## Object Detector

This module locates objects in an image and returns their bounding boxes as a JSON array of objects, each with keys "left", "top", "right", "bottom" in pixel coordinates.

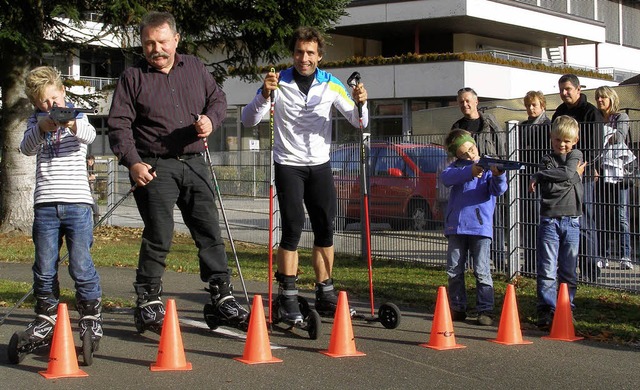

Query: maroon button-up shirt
[{"left": 107, "top": 53, "right": 227, "bottom": 168}]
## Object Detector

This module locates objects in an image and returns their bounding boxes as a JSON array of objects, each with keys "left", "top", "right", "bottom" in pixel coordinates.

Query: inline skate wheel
[{"left": 8, "top": 332, "right": 28, "bottom": 364}]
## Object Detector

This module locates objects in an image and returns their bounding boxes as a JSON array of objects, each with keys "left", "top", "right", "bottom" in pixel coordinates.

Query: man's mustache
[{"left": 150, "top": 52, "right": 170, "bottom": 59}]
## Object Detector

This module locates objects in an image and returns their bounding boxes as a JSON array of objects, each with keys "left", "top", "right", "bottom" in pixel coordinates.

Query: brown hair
[{"left": 289, "top": 26, "right": 325, "bottom": 56}]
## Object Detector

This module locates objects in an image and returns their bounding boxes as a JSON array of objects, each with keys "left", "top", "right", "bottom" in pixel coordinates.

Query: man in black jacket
[{"left": 552, "top": 74, "right": 604, "bottom": 282}]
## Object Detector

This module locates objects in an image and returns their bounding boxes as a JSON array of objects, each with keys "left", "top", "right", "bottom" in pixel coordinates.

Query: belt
[{"left": 141, "top": 153, "right": 202, "bottom": 161}]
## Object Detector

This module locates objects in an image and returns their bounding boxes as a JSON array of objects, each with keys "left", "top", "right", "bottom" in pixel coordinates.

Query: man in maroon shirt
[{"left": 108, "top": 11, "right": 249, "bottom": 332}]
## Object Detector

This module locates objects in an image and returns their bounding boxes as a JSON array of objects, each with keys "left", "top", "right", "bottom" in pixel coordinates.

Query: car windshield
[{"left": 404, "top": 147, "right": 448, "bottom": 173}]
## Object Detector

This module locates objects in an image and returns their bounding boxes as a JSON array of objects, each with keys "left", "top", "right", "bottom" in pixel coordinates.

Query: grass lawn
[{"left": 1, "top": 226, "right": 639, "bottom": 346}]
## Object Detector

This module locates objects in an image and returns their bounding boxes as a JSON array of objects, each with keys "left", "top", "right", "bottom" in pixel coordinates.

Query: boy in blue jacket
[{"left": 441, "top": 129, "right": 508, "bottom": 325}]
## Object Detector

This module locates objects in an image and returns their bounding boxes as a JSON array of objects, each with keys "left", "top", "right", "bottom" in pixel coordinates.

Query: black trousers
[
  {"left": 133, "top": 154, "right": 228, "bottom": 286},
  {"left": 274, "top": 162, "right": 336, "bottom": 250}
]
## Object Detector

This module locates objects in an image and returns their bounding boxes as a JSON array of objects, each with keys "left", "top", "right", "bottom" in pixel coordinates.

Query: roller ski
[
  {"left": 203, "top": 280, "right": 250, "bottom": 332},
  {"left": 270, "top": 274, "right": 321, "bottom": 340},
  {"left": 133, "top": 283, "right": 165, "bottom": 334},
  {"left": 7, "top": 299, "right": 57, "bottom": 364},
  {"left": 77, "top": 299, "right": 103, "bottom": 366}
]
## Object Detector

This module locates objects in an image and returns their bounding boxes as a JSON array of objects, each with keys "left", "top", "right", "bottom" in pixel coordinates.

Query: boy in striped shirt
[{"left": 19, "top": 66, "right": 103, "bottom": 350}]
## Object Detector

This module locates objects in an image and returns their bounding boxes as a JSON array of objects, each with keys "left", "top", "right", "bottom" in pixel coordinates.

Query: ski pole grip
[
  {"left": 269, "top": 67, "right": 275, "bottom": 101},
  {"left": 347, "top": 71, "right": 363, "bottom": 118}
]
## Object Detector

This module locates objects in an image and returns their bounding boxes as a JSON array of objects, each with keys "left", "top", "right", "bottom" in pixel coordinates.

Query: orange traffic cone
[
  {"left": 489, "top": 284, "right": 533, "bottom": 345},
  {"left": 420, "top": 286, "right": 466, "bottom": 350},
  {"left": 321, "top": 291, "right": 366, "bottom": 358},
  {"left": 150, "top": 299, "right": 192, "bottom": 371},
  {"left": 542, "top": 283, "right": 584, "bottom": 342},
  {"left": 39, "top": 303, "right": 88, "bottom": 379},
  {"left": 235, "top": 295, "right": 282, "bottom": 364}
]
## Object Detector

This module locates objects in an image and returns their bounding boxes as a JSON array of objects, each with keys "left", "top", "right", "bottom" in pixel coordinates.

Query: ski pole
[
  {"left": 267, "top": 67, "right": 276, "bottom": 327},
  {"left": 195, "top": 114, "right": 250, "bottom": 310},
  {"left": 347, "top": 71, "right": 375, "bottom": 316},
  {"left": 0, "top": 174, "right": 149, "bottom": 327}
]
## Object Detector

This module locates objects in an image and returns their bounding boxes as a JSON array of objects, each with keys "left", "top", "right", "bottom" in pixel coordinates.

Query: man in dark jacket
[
  {"left": 552, "top": 74, "right": 604, "bottom": 282},
  {"left": 451, "top": 87, "right": 507, "bottom": 270}
]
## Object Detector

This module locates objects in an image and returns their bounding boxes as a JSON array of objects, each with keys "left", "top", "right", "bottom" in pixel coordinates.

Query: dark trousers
[{"left": 133, "top": 154, "right": 228, "bottom": 286}]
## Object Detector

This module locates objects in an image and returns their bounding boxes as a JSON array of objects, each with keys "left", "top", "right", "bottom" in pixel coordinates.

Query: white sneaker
[{"left": 620, "top": 259, "right": 634, "bottom": 270}]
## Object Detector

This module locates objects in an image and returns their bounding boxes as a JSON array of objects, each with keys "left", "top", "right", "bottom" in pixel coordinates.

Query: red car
[{"left": 330, "top": 142, "right": 448, "bottom": 231}]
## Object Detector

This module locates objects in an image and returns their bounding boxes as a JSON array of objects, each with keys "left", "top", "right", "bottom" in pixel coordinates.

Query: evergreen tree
[{"left": 0, "top": 0, "right": 349, "bottom": 232}]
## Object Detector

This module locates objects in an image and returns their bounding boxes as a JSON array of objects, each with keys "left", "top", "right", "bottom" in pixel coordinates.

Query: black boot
[
  {"left": 133, "top": 283, "right": 165, "bottom": 330},
  {"left": 77, "top": 299, "right": 103, "bottom": 341},
  {"left": 24, "top": 295, "right": 58, "bottom": 342},
  {"left": 207, "top": 280, "right": 249, "bottom": 325},
  {"left": 275, "top": 273, "right": 304, "bottom": 324},
  {"left": 315, "top": 278, "right": 339, "bottom": 316}
]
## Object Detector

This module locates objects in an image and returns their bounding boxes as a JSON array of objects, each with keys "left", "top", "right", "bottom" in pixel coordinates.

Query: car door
[{"left": 369, "top": 145, "right": 414, "bottom": 219}]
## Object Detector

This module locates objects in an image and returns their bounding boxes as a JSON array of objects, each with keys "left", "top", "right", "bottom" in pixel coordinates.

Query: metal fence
[{"left": 96, "top": 120, "right": 640, "bottom": 293}]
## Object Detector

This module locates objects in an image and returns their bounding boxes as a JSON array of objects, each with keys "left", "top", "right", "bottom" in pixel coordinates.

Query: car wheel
[{"left": 408, "top": 200, "right": 432, "bottom": 231}]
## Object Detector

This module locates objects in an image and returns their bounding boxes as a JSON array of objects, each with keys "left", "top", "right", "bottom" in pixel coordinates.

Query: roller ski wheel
[
  {"left": 81, "top": 331, "right": 100, "bottom": 366},
  {"left": 378, "top": 302, "right": 401, "bottom": 329},
  {"left": 272, "top": 296, "right": 321, "bottom": 339},
  {"left": 203, "top": 303, "right": 250, "bottom": 332},
  {"left": 7, "top": 332, "right": 30, "bottom": 364}
]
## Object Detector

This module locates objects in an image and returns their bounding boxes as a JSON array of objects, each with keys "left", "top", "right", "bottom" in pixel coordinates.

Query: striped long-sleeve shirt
[{"left": 20, "top": 108, "right": 96, "bottom": 206}]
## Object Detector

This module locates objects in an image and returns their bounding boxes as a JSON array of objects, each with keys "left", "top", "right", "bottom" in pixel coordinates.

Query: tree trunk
[{"left": 0, "top": 57, "right": 36, "bottom": 234}]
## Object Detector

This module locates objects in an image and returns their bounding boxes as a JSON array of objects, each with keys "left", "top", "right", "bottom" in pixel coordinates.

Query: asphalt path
[{"left": 1, "top": 262, "right": 639, "bottom": 390}]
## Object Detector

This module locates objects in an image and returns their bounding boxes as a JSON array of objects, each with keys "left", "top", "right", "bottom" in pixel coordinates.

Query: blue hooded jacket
[{"left": 441, "top": 160, "right": 508, "bottom": 238}]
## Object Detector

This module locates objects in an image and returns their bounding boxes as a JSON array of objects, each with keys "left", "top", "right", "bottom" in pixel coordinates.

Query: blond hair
[
  {"left": 551, "top": 115, "right": 579, "bottom": 141},
  {"left": 523, "top": 90, "right": 546, "bottom": 110},
  {"left": 594, "top": 85, "right": 620, "bottom": 115},
  {"left": 25, "top": 66, "right": 64, "bottom": 106}
]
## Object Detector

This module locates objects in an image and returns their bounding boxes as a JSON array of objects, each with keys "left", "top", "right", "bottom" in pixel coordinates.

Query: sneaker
[
  {"left": 451, "top": 310, "right": 467, "bottom": 322},
  {"left": 477, "top": 312, "right": 494, "bottom": 326},
  {"left": 620, "top": 259, "right": 634, "bottom": 270}
]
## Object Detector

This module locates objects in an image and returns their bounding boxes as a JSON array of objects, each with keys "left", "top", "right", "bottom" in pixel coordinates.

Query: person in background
[
  {"left": 86, "top": 154, "right": 100, "bottom": 225},
  {"left": 452, "top": 87, "right": 507, "bottom": 271},
  {"left": 518, "top": 91, "right": 552, "bottom": 274},
  {"left": 552, "top": 74, "right": 604, "bottom": 282},
  {"left": 595, "top": 86, "right": 634, "bottom": 271}
]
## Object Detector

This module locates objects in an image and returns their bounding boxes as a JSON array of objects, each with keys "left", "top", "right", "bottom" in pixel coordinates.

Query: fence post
[{"left": 506, "top": 120, "right": 521, "bottom": 279}]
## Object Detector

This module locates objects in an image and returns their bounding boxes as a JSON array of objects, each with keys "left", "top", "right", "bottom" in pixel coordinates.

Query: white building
[{"left": 46, "top": 1, "right": 640, "bottom": 153}]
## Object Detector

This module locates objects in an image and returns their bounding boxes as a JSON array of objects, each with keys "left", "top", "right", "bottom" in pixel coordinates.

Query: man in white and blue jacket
[{"left": 242, "top": 26, "right": 368, "bottom": 324}]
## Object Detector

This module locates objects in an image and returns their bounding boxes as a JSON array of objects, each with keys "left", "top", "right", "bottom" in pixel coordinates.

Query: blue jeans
[
  {"left": 536, "top": 216, "right": 580, "bottom": 313},
  {"left": 32, "top": 204, "right": 101, "bottom": 305},
  {"left": 600, "top": 183, "right": 631, "bottom": 259},
  {"left": 446, "top": 235, "right": 494, "bottom": 313}
]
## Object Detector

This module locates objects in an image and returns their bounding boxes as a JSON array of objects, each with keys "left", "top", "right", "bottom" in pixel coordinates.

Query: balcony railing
[{"left": 63, "top": 75, "right": 118, "bottom": 90}]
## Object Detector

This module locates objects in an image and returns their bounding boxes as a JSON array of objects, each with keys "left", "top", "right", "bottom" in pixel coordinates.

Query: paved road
[{"left": 1, "top": 262, "right": 639, "bottom": 390}]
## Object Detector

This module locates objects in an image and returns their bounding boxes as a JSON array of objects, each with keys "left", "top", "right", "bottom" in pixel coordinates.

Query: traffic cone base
[
  {"left": 234, "top": 295, "right": 283, "bottom": 364},
  {"left": 320, "top": 291, "right": 366, "bottom": 358},
  {"left": 150, "top": 299, "right": 193, "bottom": 371},
  {"left": 420, "top": 286, "right": 466, "bottom": 351},
  {"left": 541, "top": 283, "right": 584, "bottom": 342},
  {"left": 489, "top": 284, "right": 533, "bottom": 346},
  {"left": 39, "top": 303, "right": 89, "bottom": 379}
]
